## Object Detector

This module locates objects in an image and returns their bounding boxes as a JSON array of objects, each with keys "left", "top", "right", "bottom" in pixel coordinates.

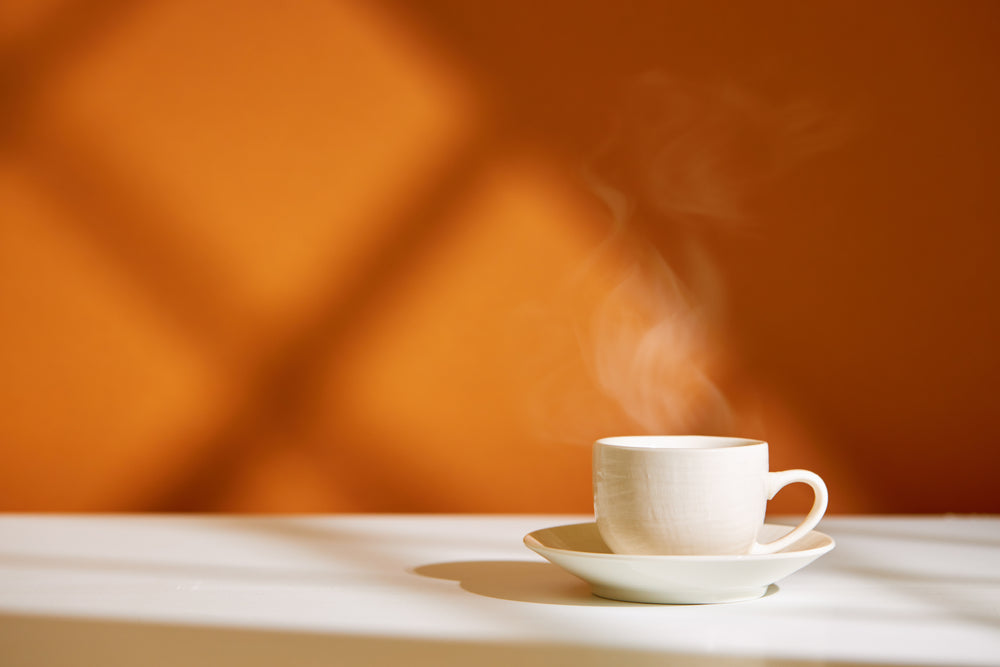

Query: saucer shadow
[
  {"left": 413, "top": 561, "right": 780, "bottom": 606},
  {"left": 414, "top": 561, "right": 630, "bottom": 606}
]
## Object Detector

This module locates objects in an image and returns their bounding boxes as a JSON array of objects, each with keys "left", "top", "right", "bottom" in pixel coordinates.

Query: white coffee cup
[{"left": 594, "top": 436, "right": 828, "bottom": 555}]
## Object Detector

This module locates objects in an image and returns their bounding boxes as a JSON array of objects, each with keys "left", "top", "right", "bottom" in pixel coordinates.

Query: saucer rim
[{"left": 524, "top": 521, "right": 835, "bottom": 562}]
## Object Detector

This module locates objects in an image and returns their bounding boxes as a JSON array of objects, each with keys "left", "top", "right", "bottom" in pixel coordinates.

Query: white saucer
[{"left": 524, "top": 522, "right": 835, "bottom": 604}]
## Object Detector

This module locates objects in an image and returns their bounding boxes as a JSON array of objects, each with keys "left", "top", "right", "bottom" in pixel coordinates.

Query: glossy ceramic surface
[{"left": 524, "top": 521, "right": 835, "bottom": 604}]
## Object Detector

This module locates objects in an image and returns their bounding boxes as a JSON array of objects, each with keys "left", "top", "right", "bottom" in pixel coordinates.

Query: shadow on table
[
  {"left": 0, "top": 611, "right": 919, "bottom": 667},
  {"left": 413, "top": 560, "right": 779, "bottom": 606},
  {"left": 414, "top": 560, "right": 612, "bottom": 605}
]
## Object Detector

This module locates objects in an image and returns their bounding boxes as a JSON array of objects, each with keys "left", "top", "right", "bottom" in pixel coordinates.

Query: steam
[
  {"left": 579, "top": 239, "right": 731, "bottom": 434},
  {"left": 572, "top": 72, "right": 840, "bottom": 436},
  {"left": 592, "top": 72, "right": 839, "bottom": 223}
]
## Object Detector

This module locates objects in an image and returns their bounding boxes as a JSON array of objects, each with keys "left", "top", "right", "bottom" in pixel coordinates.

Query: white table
[{"left": 0, "top": 515, "right": 997, "bottom": 666}]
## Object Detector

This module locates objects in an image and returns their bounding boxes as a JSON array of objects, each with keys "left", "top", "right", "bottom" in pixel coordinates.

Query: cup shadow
[
  {"left": 413, "top": 560, "right": 780, "bottom": 606},
  {"left": 414, "top": 560, "right": 628, "bottom": 606}
]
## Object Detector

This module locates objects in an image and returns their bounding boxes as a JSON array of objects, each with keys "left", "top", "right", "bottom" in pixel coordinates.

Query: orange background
[{"left": 2, "top": 0, "right": 998, "bottom": 514}]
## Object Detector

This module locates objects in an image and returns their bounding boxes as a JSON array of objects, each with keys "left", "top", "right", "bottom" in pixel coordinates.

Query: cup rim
[{"left": 595, "top": 435, "right": 766, "bottom": 450}]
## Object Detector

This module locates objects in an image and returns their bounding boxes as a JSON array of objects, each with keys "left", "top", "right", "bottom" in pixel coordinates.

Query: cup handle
[{"left": 751, "top": 469, "right": 828, "bottom": 555}]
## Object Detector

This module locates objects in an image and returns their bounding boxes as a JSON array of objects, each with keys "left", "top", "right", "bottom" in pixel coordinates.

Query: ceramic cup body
[{"left": 593, "top": 436, "right": 828, "bottom": 556}]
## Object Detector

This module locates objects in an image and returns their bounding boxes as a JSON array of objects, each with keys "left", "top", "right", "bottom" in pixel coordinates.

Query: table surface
[{"left": 0, "top": 514, "right": 998, "bottom": 666}]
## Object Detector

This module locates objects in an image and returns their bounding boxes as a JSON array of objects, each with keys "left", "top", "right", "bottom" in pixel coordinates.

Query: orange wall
[{"left": 1, "top": 0, "right": 998, "bottom": 513}]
